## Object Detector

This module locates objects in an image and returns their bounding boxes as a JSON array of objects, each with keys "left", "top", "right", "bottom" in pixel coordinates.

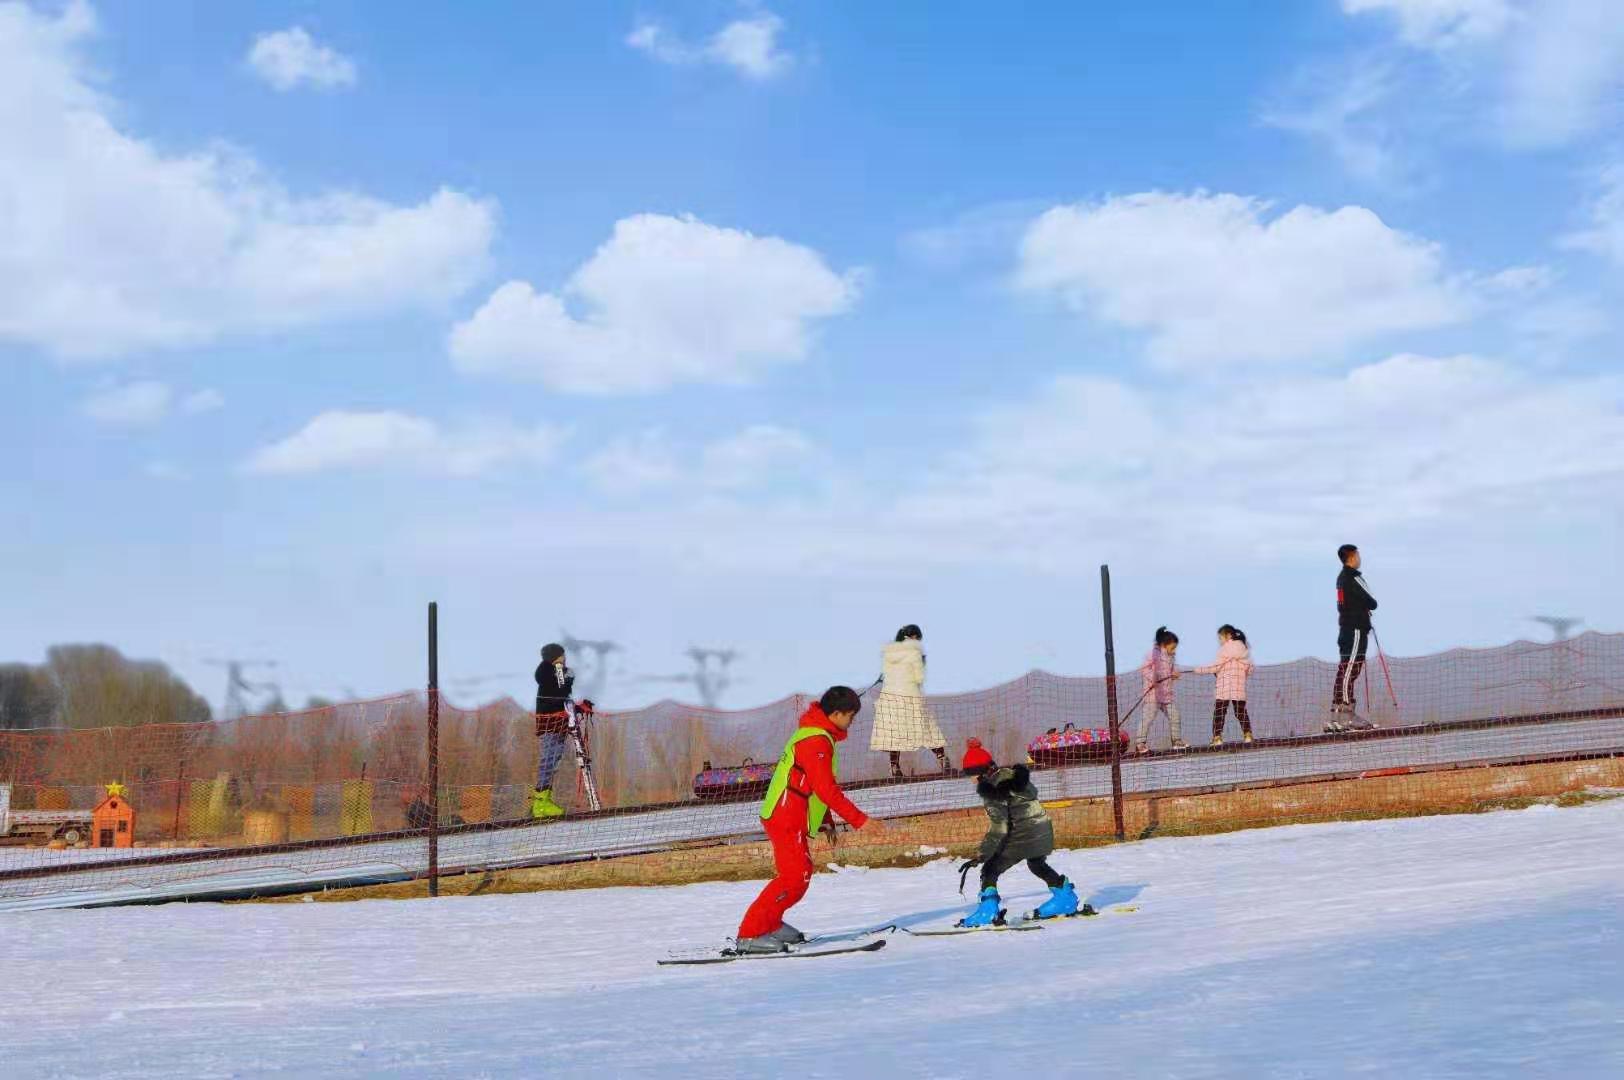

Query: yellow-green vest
[{"left": 759, "top": 726, "right": 839, "bottom": 836}]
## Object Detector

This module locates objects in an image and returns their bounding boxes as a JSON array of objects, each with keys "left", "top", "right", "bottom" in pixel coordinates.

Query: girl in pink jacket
[
  {"left": 1196, "top": 625, "right": 1255, "bottom": 746},
  {"left": 1135, "top": 627, "right": 1186, "bottom": 753}
]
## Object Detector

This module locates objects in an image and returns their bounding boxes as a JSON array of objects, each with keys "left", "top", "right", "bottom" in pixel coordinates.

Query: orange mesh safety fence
[{"left": 1, "top": 634, "right": 1621, "bottom": 909}]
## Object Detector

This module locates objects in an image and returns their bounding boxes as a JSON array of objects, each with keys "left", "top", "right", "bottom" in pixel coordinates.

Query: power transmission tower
[
  {"left": 633, "top": 647, "right": 743, "bottom": 709},
  {"left": 1530, "top": 616, "right": 1585, "bottom": 710},
  {"left": 1531, "top": 616, "right": 1583, "bottom": 642},
  {"left": 685, "top": 647, "right": 738, "bottom": 709},
  {"left": 203, "top": 658, "right": 279, "bottom": 720},
  {"left": 560, "top": 633, "right": 621, "bottom": 703}
]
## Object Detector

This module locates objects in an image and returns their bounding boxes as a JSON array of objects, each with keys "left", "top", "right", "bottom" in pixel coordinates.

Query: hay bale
[{"left": 242, "top": 809, "right": 290, "bottom": 846}]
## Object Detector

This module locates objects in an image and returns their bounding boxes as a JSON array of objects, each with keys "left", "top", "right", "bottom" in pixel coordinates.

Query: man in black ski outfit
[{"left": 1332, "top": 544, "right": 1377, "bottom": 722}]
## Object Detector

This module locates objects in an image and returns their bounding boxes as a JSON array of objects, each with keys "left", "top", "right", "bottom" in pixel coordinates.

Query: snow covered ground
[{"left": 4, "top": 801, "right": 1622, "bottom": 1079}]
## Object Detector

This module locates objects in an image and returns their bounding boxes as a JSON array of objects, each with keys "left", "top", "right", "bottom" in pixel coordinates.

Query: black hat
[{"left": 541, "top": 643, "right": 565, "bottom": 663}]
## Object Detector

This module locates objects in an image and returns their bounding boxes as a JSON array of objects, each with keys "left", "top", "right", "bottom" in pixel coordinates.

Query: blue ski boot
[
  {"left": 957, "top": 887, "right": 1004, "bottom": 928},
  {"left": 1032, "top": 879, "right": 1080, "bottom": 920}
]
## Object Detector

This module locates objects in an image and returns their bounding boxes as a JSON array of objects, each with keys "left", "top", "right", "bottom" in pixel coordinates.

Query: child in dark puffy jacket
[{"left": 956, "top": 739, "right": 1081, "bottom": 926}]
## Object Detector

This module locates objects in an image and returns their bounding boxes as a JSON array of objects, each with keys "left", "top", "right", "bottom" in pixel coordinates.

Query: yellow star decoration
[{"left": 104, "top": 782, "right": 127, "bottom": 798}]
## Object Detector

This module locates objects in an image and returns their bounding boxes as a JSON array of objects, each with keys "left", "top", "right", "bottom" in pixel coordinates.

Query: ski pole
[
  {"left": 1118, "top": 684, "right": 1154, "bottom": 727},
  {"left": 1372, "top": 628, "right": 1398, "bottom": 711},
  {"left": 1119, "top": 672, "right": 1178, "bottom": 728}
]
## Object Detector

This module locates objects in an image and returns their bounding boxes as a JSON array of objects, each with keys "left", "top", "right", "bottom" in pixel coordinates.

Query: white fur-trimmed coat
[{"left": 870, "top": 639, "right": 946, "bottom": 751}]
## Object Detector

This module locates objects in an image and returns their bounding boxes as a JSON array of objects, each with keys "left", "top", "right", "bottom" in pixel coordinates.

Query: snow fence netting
[{"left": 2, "top": 633, "right": 1622, "bottom": 910}]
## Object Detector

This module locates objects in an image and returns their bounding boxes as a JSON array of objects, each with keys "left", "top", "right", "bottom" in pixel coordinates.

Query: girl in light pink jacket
[
  {"left": 1196, "top": 624, "right": 1255, "bottom": 746},
  {"left": 1136, "top": 626, "right": 1186, "bottom": 753}
]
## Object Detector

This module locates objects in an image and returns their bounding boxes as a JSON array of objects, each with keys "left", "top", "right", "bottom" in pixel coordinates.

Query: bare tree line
[{"left": 0, "top": 644, "right": 211, "bottom": 731}]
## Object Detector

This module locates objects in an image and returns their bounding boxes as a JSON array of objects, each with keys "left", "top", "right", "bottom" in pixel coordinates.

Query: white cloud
[
  {"left": 882, "top": 353, "right": 1624, "bottom": 568},
  {"left": 1562, "top": 163, "right": 1624, "bottom": 266},
  {"left": 0, "top": 2, "right": 494, "bottom": 360},
  {"left": 1015, "top": 192, "right": 1470, "bottom": 368},
  {"left": 246, "top": 26, "right": 357, "bottom": 92},
  {"left": 1342, "top": 0, "right": 1514, "bottom": 47},
  {"left": 584, "top": 425, "right": 817, "bottom": 496},
  {"left": 627, "top": 12, "right": 793, "bottom": 80},
  {"left": 707, "top": 14, "right": 792, "bottom": 80},
  {"left": 1343, "top": 0, "right": 1624, "bottom": 148},
  {"left": 701, "top": 425, "right": 814, "bottom": 489},
  {"left": 1261, "top": 61, "right": 1411, "bottom": 187},
  {"left": 1510, "top": 296, "right": 1611, "bottom": 351},
  {"left": 143, "top": 460, "right": 186, "bottom": 481},
  {"left": 81, "top": 380, "right": 172, "bottom": 426},
  {"left": 583, "top": 431, "right": 686, "bottom": 495},
  {"left": 1483, "top": 264, "right": 1554, "bottom": 292},
  {"left": 80, "top": 380, "right": 225, "bottom": 426},
  {"left": 181, "top": 388, "right": 225, "bottom": 415},
  {"left": 450, "top": 214, "right": 859, "bottom": 393},
  {"left": 899, "top": 200, "right": 1052, "bottom": 271},
  {"left": 1498, "top": 2, "right": 1624, "bottom": 146},
  {"left": 245, "top": 410, "right": 566, "bottom": 477},
  {"left": 444, "top": 352, "right": 1624, "bottom": 582}
]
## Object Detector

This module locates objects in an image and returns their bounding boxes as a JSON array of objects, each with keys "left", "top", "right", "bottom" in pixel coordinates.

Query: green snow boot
[{"left": 530, "top": 788, "right": 564, "bottom": 819}]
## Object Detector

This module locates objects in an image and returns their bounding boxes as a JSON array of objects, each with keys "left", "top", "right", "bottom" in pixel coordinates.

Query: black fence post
[
  {"left": 1101, "top": 565, "right": 1126, "bottom": 841},
  {"left": 171, "top": 759, "right": 186, "bottom": 842},
  {"left": 427, "top": 601, "right": 440, "bottom": 898}
]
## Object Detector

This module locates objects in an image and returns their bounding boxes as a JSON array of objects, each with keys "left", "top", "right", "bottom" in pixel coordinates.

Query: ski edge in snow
[
  {"left": 900, "top": 923, "right": 1044, "bottom": 937},
  {"left": 904, "top": 903, "right": 1139, "bottom": 936},
  {"left": 657, "top": 938, "right": 887, "bottom": 966},
  {"left": 803, "top": 924, "right": 898, "bottom": 947},
  {"left": 1021, "top": 903, "right": 1138, "bottom": 922}
]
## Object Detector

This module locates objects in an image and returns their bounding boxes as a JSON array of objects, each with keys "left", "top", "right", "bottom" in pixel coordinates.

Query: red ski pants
[{"left": 737, "top": 815, "right": 814, "bottom": 939}]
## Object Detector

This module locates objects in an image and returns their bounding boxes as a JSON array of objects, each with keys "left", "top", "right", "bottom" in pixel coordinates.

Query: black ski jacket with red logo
[{"left": 1336, "top": 567, "right": 1378, "bottom": 631}]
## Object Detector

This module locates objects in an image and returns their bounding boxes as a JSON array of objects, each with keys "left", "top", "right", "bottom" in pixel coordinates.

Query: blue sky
[{"left": 3, "top": 0, "right": 1622, "bottom": 711}]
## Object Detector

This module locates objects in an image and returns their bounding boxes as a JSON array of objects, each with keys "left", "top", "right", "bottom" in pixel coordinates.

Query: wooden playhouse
[{"left": 92, "top": 784, "right": 136, "bottom": 849}]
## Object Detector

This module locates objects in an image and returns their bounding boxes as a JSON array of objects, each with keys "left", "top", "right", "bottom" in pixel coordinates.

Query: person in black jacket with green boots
[
  {"left": 532, "top": 643, "right": 574, "bottom": 818},
  {"left": 955, "top": 739, "right": 1084, "bottom": 926}
]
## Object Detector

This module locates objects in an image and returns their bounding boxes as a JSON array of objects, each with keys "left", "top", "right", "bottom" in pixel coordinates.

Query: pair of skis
[
  {"left": 657, "top": 938, "right": 889, "bottom": 966},
  {"left": 658, "top": 905, "right": 1139, "bottom": 964},
  {"left": 1323, "top": 709, "right": 1376, "bottom": 734},
  {"left": 907, "top": 902, "right": 1141, "bottom": 936}
]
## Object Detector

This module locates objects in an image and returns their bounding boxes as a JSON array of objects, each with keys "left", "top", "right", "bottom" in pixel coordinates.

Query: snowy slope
[{"left": 3, "top": 801, "right": 1622, "bottom": 1079}]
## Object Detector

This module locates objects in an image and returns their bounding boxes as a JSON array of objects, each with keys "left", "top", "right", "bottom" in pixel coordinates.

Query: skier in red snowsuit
[{"left": 735, "top": 685, "right": 884, "bottom": 953}]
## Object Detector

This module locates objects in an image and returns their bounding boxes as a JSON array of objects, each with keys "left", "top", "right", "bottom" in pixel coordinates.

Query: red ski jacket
[{"left": 765, "top": 704, "right": 869, "bottom": 832}]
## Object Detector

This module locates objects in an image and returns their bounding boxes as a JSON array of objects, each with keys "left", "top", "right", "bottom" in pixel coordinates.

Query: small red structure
[{"left": 92, "top": 783, "right": 135, "bottom": 849}]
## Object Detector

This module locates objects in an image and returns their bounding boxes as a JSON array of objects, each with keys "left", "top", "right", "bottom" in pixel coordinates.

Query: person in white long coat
[{"left": 871, "top": 625, "right": 949, "bottom": 778}]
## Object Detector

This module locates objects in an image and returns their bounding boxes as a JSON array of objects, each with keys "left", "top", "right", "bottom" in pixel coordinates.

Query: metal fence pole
[
  {"left": 171, "top": 760, "right": 186, "bottom": 841},
  {"left": 427, "top": 601, "right": 440, "bottom": 898},
  {"left": 1101, "top": 565, "right": 1126, "bottom": 841}
]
